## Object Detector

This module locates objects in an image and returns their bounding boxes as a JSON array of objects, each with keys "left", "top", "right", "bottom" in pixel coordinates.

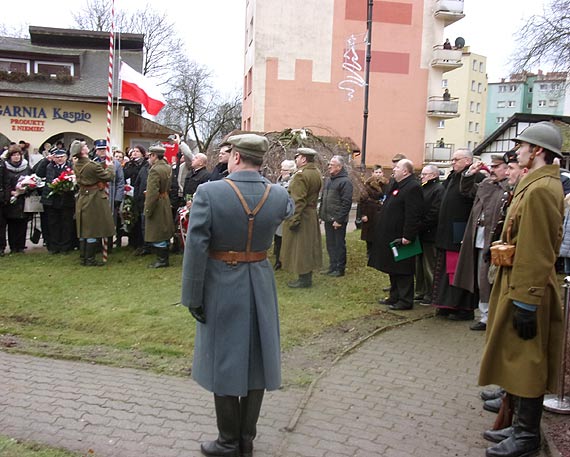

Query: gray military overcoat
[{"left": 181, "top": 171, "right": 294, "bottom": 396}]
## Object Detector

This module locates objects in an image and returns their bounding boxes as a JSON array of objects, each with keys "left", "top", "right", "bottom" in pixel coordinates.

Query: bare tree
[
  {"left": 72, "top": 0, "right": 184, "bottom": 80},
  {"left": 511, "top": 0, "right": 570, "bottom": 73},
  {"left": 159, "top": 58, "right": 242, "bottom": 154}
]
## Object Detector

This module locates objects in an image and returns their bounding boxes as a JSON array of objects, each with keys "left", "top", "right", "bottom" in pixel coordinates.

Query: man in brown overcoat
[
  {"left": 478, "top": 122, "right": 564, "bottom": 457},
  {"left": 72, "top": 140, "right": 115, "bottom": 266},
  {"left": 144, "top": 144, "right": 175, "bottom": 268},
  {"left": 281, "top": 148, "right": 322, "bottom": 288}
]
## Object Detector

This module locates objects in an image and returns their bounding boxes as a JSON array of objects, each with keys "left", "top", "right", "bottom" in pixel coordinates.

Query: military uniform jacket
[
  {"left": 281, "top": 163, "right": 323, "bottom": 275},
  {"left": 144, "top": 159, "right": 175, "bottom": 242},
  {"left": 478, "top": 165, "right": 564, "bottom": 397},
  {"left": 181, "top": 171, "right": 294, "bottom": 396},
  {"left": 74, "top": 157, "right": 115, "bottom": 238}
]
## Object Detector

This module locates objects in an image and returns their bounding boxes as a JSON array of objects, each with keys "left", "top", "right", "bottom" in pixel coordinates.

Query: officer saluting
[{"left": 181, "top": 134, "right": 294, "bottom": 457}]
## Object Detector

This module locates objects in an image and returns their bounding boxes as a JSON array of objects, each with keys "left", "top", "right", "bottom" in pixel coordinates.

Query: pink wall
[{"left": 260, "top": 0, "right": 429, "bottom": 168}]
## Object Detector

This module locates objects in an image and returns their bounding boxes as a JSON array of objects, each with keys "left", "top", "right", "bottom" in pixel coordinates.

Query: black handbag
[{"left": 29, "top": 214, "right": 42, "bottom": 244}]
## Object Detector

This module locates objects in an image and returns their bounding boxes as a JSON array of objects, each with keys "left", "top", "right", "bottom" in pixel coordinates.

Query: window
[
  {"left": 478, "top": 83, "right": 483, "bottom": 93},
  {"left": 471, "top": 80, "right": 476, "bottom": 91},
  {"left": 474, "top": 142, "right": 478, "bottom": 148},
  {"left": 438, "top": 120, "right": 445, "bottom": 128},
  {"left": 441, "top": 79, "right": 448, "bottom": 88},
  {"left": 527, "top": 103, "right": 532, "bottom": 109},
  {"left": 246, "top": 68, "right": 253, "bottom": 95},
  {"left": 498, "top": 85, "right": 506, "bottom": 93},
  {"left": 479, "top": 62, "right": 484, "bottom": 73},
  {"left": 538, "top": 100, "right": 547, "bottom": 107},
  {"left": 470, "top": 101, "right": 475, "bottom": 112},
  {"left": 549, "top": 100, "right": 559, "bottom": 107},
  {"left": 34, "top": 61, "right": 74, "bottom": 77},
  {"left": 475, "top": 122, "right": 480, "bottom": 133},
  {"left": 497, "top": 101, "right": 506, "bottom": 108},
  {"left": 497, "top": 117, "right": 505, "bottom": 123},
  {"left": 467, "top": 141, "right": 472, "bottom": 149},
  {"left": 552, "top": 83, "right": 561, "bottom": 90},
  {"left": 507, "top": 101, "right": 516, "bottom": 107},
  {"left": 468, "top": 121, "right": 474, "bottom": 132},
  {"left": 472, "top": 59, "right": 478, "bottom": 71},
  {"left": 529, "top": 87, "right": 533, "bottom": 93},
  {"left": 476, "top": 102, "right": 481, "bottom": 113},
  {"left": 539, "top": 84, "right": 548, "bottom": 91},
  {"left": 0, "top": 58, "right": 29, "bottom": 73},
  {"left": 509, "top": 85, "right": 517, "bottom": 92}
]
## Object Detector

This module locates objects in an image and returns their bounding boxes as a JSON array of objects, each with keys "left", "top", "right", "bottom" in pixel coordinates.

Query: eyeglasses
[{"left": 451, "top": 157, "right": 467, "bottom": 162}]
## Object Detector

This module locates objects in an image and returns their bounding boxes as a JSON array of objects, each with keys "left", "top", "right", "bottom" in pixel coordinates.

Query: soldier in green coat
[
  {"left": 478, "top": 122, "right": 564, "bottom": 457},
  {"left": 144, "top": 145, "right": 175, "bottom": 268},
  {"left": 281, "top": 148, "right": 323, "bottom": 288},
  {"left": 72, "top": 140, "right": 115, "bottom": 266}
]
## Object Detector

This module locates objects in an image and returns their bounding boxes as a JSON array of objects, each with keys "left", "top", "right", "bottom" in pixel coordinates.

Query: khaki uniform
[
  {"left": 281, "top": 163, "right": 323, "bottom": 275},
  {"left": 479, "top": 165, "right": 564, "bottom": 397},
  {"left": 144, "top": 158, "right": 175, "bottom": 242}
]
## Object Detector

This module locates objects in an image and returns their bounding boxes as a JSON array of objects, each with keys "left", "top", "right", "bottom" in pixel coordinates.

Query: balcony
[
  {"left": 431, "top": 46, "right": 463, "bottom": 71},
  {"left": 425, "top": 142, "right": 454, "bottom": 162},
  {"left": 434, "top": 0, "right": 465, "bottom": 25},
  {"left": 426, "top": 96, "right": 460, "bottom": 118}
]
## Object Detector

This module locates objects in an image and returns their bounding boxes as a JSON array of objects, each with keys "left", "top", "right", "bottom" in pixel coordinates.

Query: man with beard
[
  {"left": 431, "top": 149, "right": 485, "bottom": 320},
  {"left": 454, "top": 154, "right": 511, "bottom": 331}
]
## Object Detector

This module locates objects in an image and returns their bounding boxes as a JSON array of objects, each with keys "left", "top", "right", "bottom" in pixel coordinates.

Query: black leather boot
[
  {"left": 481, "top": 387, "right": 506, "bottom": 401},
  {"left": 201, "top": 395, "right": 240, "bottom": 457},
  {"left": 79, "top": 239, "right": 86, "bottom": 266},
  {"left": 486, "top": 396, "right": 543, "bottom": 457},
  {"left": 484, "top": 426, "right": 513, "bottom": 443},
  {"left": 484, "top": 396, "right": 503, "bottom": 413},
  {"left": 84, "top": 242, "right": 104, "bottom": 267},
  {"left": 239, "top": 390, "right": 264, "bottom": 457},
  {"left": 287, "top": 272, "right": 312, "bottom": 288},
  {"left": 148, "top": 247, "right": 169, "bottom": 268}
]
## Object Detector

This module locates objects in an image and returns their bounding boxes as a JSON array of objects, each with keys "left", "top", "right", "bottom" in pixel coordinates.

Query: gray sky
[{"left": 3, "top": 0, "right": 548, "bottom": 90}]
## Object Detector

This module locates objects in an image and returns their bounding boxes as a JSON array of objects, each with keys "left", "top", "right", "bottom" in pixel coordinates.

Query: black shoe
[
  {"left": 483, "top": 426, "right": 513, "bottom": 443},
  {"left": 382, "top": 286, "right": 391, "bottom": 292},
  {"left": 435, "top": 308, "right": 451, "bottom": 317},
  {"left": 447, "top": 310, "right": 475, "bottom": 321},
  {"left": 389, "top": 302, "right": 413, "bottom": 310},
  {"left": 481, "top": 388, "right": 505, "bottom": 401},
  {"left": 327, "top": 270, "right": 345, "bottom": 277},
  {"left": 288, "top": 273, "right": 312, "bottom": 288},
  {"left": 470, "top": 321, "right": 487, "bottom": 331},
  {"left": 414, "top": 294, "right": 424, "bottom": 301},
  {"left": 274, "top": 261, "right": 282, "bottom": 271},
  {"left": 483, "top": 397, "right": 502, "bottom": 414},
  {"left": 378, "top": 298, "right": 396, "bottom": 305}
]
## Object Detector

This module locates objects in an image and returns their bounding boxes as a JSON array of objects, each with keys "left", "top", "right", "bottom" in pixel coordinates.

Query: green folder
[{"left": 389, "top": 237, "right": 422, "bottom": 262}]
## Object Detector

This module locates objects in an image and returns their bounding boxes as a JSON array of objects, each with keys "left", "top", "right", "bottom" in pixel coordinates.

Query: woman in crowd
[
  {"left": 359, "top": 165, "right": 389, "bottom": 258},
  {"left": 5, "top": 145, "right": 31, "bottom": 253}
]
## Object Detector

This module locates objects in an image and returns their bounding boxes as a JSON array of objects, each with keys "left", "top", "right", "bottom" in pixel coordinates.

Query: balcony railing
[
  {"left": 434, "top": 0, "right": 465, "bottom": 25},
  {"left": 431, "top": 45, "right": 463, "bottom": 70},
  {"left": 425, "top": 142, "right": 454, "bottom": 162},
  {"left": 426, "top": 96, "right": 460, "bottom": 118}
]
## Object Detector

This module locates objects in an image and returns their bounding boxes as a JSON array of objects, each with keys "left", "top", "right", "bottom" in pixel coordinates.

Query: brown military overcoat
[{"left": 144, "top": 158, "right": 175, "bottom": 242}]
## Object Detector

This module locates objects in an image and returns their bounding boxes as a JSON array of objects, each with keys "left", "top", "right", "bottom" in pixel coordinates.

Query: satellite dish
[{"left": 455, "top": 37, "right": 465, "bottom": 49}]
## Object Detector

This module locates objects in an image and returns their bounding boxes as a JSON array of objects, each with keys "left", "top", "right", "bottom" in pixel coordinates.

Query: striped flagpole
[{"left": 102, "top": 0, "right": 116, "bottom": 263}]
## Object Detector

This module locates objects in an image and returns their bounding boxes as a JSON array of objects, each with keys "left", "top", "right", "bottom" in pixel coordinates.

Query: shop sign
[{"left": 0, "top": 105, "right": 93, "bottom": 133}]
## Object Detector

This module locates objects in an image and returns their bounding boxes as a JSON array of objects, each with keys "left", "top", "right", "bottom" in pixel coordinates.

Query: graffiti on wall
[{"left": 338, "top": 33, "right": 367, "bottom": 101}]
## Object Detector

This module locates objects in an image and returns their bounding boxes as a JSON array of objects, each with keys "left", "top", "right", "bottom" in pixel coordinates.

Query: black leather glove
[
  {"left": 289, "top": 223, "right": 300, "bottom": 232},
  {"left": 188, "top": 306, "right": 206, "bottom": 324},
  {"left": 390, "top": 238, "right": 402, "bottom": 246},
  {"left": 512, "top": 305, "right": 537, "bottom": 340}
]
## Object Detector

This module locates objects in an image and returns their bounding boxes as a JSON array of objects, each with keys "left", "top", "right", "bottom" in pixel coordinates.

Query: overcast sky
[{"left": 2, "top": 0, "right": 549, "bottom": 91}]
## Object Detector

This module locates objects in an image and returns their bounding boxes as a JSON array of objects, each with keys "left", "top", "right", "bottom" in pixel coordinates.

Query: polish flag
[{"left": 119, "top": 62, "right": 166, "bottom": 116}]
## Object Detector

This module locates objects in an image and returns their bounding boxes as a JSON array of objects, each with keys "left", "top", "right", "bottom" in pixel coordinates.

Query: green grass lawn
[
  {"left": 0, "top": 437, "right": 79, "bottom": 457},
  {"left": 0, "top": 231, "right": 391, "bottom": 375}
]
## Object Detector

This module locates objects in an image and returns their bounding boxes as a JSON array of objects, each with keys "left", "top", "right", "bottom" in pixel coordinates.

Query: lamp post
[{"left": 360, "top": 0, "right": 374, "bottom": 171}]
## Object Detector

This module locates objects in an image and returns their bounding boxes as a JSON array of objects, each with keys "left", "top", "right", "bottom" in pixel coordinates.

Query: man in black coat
[
  {"left": 415, "top": 164, "right": 443, "bottom": 305},
  {"left": 208, "top": 142, "right": 230, "bottom": 182},
  {"left": 319, "top": 155, "right": 353, "bottom": 276},
  {"left": 368, "top": 159, "right": 423, "bottom": 310},
  {"left": 183, "top": 153, "right": 210, "bottom": 200},
  {"left": 431, "top": 149, "right": 485, "bottom": 320}
]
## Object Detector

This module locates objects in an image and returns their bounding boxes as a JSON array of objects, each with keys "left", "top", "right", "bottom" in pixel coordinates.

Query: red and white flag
[{"left": 119, "top": 62, "right": 166, "bottom": 116}]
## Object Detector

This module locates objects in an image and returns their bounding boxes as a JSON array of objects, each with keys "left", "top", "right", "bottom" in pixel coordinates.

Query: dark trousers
[
  {"left": 388, "top": 273, "right": 414, "bottom": 308},
  {"left": 0, "top": 206, "right": 6, "bottom": 251},
  {"left": 39, "top": 210, "right": 50, "bottom": 247},
  {"left": 273, "top": 234, "right": 282, "bottom": 262},
  {"left": 415, "top": 241, "right": 437, "bottom": 300},
  {"left": 7, "top": 217, "right": 28, "bottom": 251},
  {"left": 46, "top": 206, "right": 75, "bottom": 253},
  {"left": 324, "top": 221, "right": 347, "bottom": 273}
]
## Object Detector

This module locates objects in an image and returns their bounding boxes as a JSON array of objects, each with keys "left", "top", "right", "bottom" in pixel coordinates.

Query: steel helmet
[{"left": 512, "top": 121, "right": 563, "bottom": 158}]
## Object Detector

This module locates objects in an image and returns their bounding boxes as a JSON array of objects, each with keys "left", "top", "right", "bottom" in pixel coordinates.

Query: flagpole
[{"left": 103, "top": 0, "right": 116, "bottom": 263}]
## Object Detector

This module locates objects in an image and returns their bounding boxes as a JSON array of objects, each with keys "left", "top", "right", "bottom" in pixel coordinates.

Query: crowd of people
[{"left": 0, "top": 123, "right": 566, "bottom": 457}]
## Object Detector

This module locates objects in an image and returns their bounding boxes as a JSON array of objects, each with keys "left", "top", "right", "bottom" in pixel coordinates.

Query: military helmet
[{"left": 512, "top": 121, "right": 563, "bottom": 158}]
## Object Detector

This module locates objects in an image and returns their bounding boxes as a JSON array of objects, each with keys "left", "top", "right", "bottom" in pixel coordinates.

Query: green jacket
[
  {"left": 281, "top": 163, "right": 323, "bottom": 274},
  {"left": 74, "top": 157, "right": 115, "bottom": 239},
  {"left": 144, "top": 159, "right": 175, "bottom": 242},
  {"left": 479, "top": 164, "right": 564, "bottom": 397}
]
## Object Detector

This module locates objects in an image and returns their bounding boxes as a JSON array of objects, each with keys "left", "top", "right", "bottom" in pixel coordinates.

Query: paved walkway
[{"left": 0, "top": 317, "right": 549, "bottom": 457}]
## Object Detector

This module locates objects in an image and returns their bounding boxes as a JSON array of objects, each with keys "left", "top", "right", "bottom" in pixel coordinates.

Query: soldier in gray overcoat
[
  {"left": 72, "top": 140, "right": 115, "bottom": 266},
  {"left": 144, "top": 145, "right": 175, "bottom": 268},
  {"left": 181, "top": 134, "right": 293, "bottom": 457}
]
